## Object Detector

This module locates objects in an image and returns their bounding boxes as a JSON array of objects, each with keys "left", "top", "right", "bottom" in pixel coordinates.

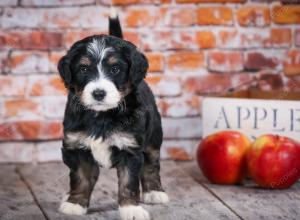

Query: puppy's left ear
[
  {"left": 129, "top": 49, "right": 149, "bottom": 87},
  {"left": 58, "top": 55, "right": 72, "bottom": 89}
]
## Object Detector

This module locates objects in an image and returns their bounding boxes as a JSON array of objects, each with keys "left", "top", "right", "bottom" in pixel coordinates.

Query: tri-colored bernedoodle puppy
[{"left": 57, "top": 8, "right": 169, "bottom": 220}]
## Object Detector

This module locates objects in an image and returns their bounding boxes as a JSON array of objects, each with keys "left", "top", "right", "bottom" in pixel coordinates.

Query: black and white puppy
[{"left": 58, "top": 8, "right": 169, "bottom": 220}]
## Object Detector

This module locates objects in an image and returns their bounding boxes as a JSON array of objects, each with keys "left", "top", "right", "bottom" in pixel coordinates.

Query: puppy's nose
[{"left": 92, "top": 89, "right": 106, "bottom": 101}]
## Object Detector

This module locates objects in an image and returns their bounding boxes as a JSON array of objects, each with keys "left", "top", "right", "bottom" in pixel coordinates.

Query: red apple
[
  {"left": 247, "top": 135, "right": 300, "bottom": 189},
  {"left": 197, "top": 131, "right": 251, "bottom": 184}
]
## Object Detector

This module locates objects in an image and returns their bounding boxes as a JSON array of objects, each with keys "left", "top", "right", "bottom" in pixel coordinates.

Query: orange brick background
[{"left": 0, "top": 0, "right": 300, "bottom": 163}]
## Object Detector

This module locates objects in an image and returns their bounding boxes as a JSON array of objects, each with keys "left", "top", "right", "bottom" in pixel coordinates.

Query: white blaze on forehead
[
  {"left": 87, "top": 38, "right": 105, "bottom": 60},
  {"left": 87, "top": 38, "right": 114, "bottom": 66}
]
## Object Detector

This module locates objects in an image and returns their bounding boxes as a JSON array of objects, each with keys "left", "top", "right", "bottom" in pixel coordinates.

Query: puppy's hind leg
[
  {"left": 59, "top": 148, "right": 99, "bottom": 215},
  {"left": 141, "top": 147, "right": 169, "bottom": 204}
]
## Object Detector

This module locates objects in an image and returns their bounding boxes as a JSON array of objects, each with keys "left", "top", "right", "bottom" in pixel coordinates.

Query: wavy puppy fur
[{"left": 57, "top": 10, "right": 169, "bottom": 220}]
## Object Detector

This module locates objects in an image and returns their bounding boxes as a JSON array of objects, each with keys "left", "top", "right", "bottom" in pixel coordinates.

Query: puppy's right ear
[{"left": 58, "top": 55, "right": 72, "bottom": 89}]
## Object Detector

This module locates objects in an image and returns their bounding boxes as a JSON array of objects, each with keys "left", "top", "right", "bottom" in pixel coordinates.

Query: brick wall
[{"left": 0, "top": 0, "right": 300, "bottom": 163}]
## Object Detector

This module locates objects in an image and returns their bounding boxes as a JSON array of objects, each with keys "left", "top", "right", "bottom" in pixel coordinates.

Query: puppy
[{"left": 58, "top": 8, "right": 169, "bottom": 220}]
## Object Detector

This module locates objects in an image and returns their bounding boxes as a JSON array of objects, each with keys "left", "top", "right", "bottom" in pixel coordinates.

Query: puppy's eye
[
  {"left": 111, "top": 66, "right": 120, "bottom": 75},
  {"left": 80, "top": 66, "right": 88, "bottom": 74}
]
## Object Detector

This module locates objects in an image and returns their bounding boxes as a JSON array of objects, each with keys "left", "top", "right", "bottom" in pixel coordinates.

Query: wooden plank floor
[{"left": 0, "top": 160, "right": 299, "bottom": 220}]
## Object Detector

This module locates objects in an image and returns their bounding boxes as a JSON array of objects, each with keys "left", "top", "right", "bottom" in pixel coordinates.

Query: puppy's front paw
[
  {"left": 143, "top": 191, "right": 169, "bottom": 204},
  {"left": 119, "top": 205, "right": 150, "bottom": 220},
  {"left": 59, "top": 201, "right": 87, "bottom": 215}
]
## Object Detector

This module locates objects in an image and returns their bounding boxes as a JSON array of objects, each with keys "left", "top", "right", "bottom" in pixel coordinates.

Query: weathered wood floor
[{"left": 1, "top": 160, "right": 300, "bottom": 220}]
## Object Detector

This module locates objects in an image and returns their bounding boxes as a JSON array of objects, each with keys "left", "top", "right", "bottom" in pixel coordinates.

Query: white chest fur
[{"left": 65, "top": 132, "right": 138, "bottom": 168}]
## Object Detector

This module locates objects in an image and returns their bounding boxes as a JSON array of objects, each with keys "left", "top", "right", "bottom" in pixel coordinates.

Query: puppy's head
[{"left": 58, "top": 35, "right": 148, "bottom": 111}]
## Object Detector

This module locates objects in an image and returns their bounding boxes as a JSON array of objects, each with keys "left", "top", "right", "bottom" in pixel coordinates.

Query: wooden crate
[{"left": 202, "top": 90, "right": 300, "bottom": 141}]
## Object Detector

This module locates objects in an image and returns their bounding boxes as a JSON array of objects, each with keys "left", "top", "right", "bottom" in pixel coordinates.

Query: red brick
[
  {"left": 1, "top": 7, "right": 107, "bottom": 29},
  {"left": 237, "top": 6, "right": 270, "bottom": 27},
  {"left": 63, "top": 30, "right": 140, "bottom": 50},
  {"left": 219, "top": 29, "right": 291, "bottom": 49},
  {"left": 0, "top": 51, "right": 8, "bottom": 73},
  {"left": 112, "top": 0, "right": 139, "bottom": 3},
  {"left": 196, "top": 31, "right": 216, "bottom": 49},
  {"left": 49, "top": 51, "right": 66, "bottom": 73},
  {"left": 154, "top": 7, "right": 168, "bottom": 26},
  {"left": 270, "top": 28, "right": 292, "bottom": 48},
  {"left": 208, "top": 51, "right": 243, "bottom": 72},
  {"left": 4, "top": 99, "right": 41, "bottom": 118},
  {"left": 258, "top": 72, "right": 284, "bottom": 91},
  {"left": 284, "top": 50, "right": 300, "bottom": 76},
  {"left": 272, "top": 5, "right": 300, "bottom": 24},
  {"left": 166, "top": 147, "right": 193, "bottom": 160},
  {"left": 0, "top": 31, "right": 63, "bottom": 50},
  {"left": 219, "top": 29, "right": 270, "bottom": 49},
  {"left": 285, "top": 77, "right": 300, "bottom": 92},
  {"left": 162, "top": 117, "right": 202, "bottom": 138},
  {"left": 64, "top": 30, "right": 106, "bottom": 48},
  {"left": 124, "top": 8, "right": 155, "bottom": 28},
  {"left": 295, "top": 29, "right": 300, "bottom": 47},
  {"left": 197, "top": 7, "right": 233, "bottom": 25},
  {"left": 145, "top": 53, "right": 164, "bottom": 72},
  {"left": 167, "top": 52, "right": 205, "bottom": 71},
  {"left": 141, "top": 31, "right": 196, "bottom": 51},
  {"left": 112, "top": 0, "right": 171, "bottom": 4},
  {"left": 0, "top": 76, "right": 27, "bottom": 97},
  {"left": 9, "top": 51, "right": 49, "bottom": 74},
  {"left": 145, "top": 75, "right": 181, "bottom": 96},
  {"left": 28, "top": 75, "right": 66, "bottom": 96},
  {"left": 184, "top": 74, "right": 255, "bottom": 94},
  {"left": 177, "top": 0, "right": 244, "bottom": 2},
  {"left": 0, "top": 121, "right": 63, "bottom": 141},
  {"left": 123, "top": 32, "right": 141, "bottom": 47},
  {"left": 21, "top": 0, "right": 95, "bottom": 6},
  {"left": 157, "top": 96, "right": 201, "bottom": 117},
  {"left": 66, "top": 30, "right": 133, "bottom": 48},
  {"left": 167, "top": 8, "right": 196, "bottom": 27},
  {"left": 244, "top": 51, "right": 284, "bottom": 71}
]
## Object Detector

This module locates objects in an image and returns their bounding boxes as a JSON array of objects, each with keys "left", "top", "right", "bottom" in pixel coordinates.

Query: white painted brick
[
  {"left": 36, "top": 141, "right": 62, "bottom": 162},
  {"left": 161, "top": 139, "right": 199, "bottom": 159},
  {"left": 147, "top": 76, "right": 181, "bottom": 97},
  {"left": 0, "top": 75, "right": 27, "bottom": 97},
  {"left": 21, "top": 0, "right": 96, "bottom": 6},
  {"left": 157, "top": 96, "right": 201, "bottom": 117},
  {"left": 1, "top": 6, "right": 108, "bottom": 29},
  {"left": 0, "top": 0, "right": 17, "bottom": 6},
  {"left": 0, "top": 142, "right": 35, "bottom": 163},
  {"left": 3, "top": 98, "right": 44, "bottom": 121},
  {"left": 162, "top": 117, "right": 202, "bottom": 138},
  {"left": 10, "top": 51, "right": 49, "bottom": 74},
  {"left": 42, "top": 96, "right": 67, "bottom": 119}
]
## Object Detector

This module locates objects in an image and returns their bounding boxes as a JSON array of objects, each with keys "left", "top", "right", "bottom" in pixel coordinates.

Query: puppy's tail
[{"left": 109, "top": 6, "right": 123, "bottom": 39}]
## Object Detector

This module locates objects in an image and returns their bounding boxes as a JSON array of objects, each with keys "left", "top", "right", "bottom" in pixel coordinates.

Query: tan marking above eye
[
  {"left": 107, "top": 56, "right": 118, "bottom": 64},
  {"left": 79, "top": 57, "right": 91, "bottom": 65}
]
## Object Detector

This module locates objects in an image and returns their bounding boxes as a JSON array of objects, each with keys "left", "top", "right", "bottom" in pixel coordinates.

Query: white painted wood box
[{"left": 202, "top": 90, "right": 300, "bottom": 142}]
